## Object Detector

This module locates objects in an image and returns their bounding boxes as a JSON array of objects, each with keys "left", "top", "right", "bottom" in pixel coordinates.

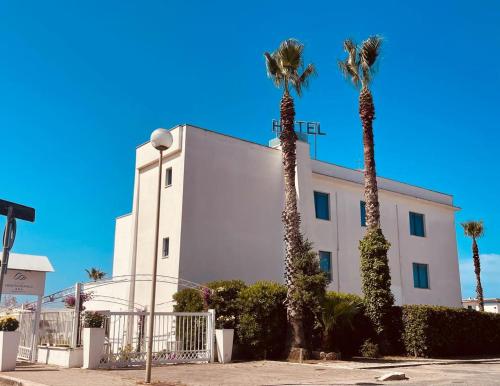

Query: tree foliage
[{"left": 359, "top": 228, "right": 394, "bottom": 340}]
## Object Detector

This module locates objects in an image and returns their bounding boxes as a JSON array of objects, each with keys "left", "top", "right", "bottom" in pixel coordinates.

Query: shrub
[
  {"left": 82, "top": 311, "right": 104, "bottom": 328},
  {"left": 205, "top": 280, "right": 247, "bottom": 329},
  {"left": 360, "top": 339, "right": 380, "bottom": 358},
  {"left": 359, "top": 228, "right": 394, "bottom": 349},
  {"left": 237, "top": 281, "right": 287, "bottom": 359},
  {"left": 173, "top": 288, "right": 204, "bottom": 312},
  {"left": 0, "top": 316, "right": 19, "bottom": 331},
  {"left": 402, "top": 305, "right": 500, "bottom": 357}
]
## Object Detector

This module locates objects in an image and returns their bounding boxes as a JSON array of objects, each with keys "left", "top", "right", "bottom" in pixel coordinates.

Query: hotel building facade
[{"left": 89, "top": 124, "right": 462, "bottom": 311}]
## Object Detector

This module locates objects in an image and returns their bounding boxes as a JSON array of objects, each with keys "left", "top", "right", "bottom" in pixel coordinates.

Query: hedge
[
  {"left": 237, "top": 281, "right": 287, "bottom": 359},
  {"left": 402, "top": 305, "right": 500, "bottom": 357}
]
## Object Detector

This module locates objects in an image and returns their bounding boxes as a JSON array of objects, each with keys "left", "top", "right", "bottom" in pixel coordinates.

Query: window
[
  {"left": 162, "top": 237, "right": 170, "bottom": 258},
  {"left": 409, "top": 212, "right": 425, "bottom": 237},
  {"left": 319, "top": 251, "right": 332, "bottom": 282},
  {"left": 413, "top": 263, "right": 429, "bottom": 289},
  {"left": 314, "top": 191, "right": 330, "bottom": 220},
  {"left": 360, "top": 201, "right": 366, "bottom": 227},
  {"left": 165, "top": 167, "right": 173, "bottom": 187}
]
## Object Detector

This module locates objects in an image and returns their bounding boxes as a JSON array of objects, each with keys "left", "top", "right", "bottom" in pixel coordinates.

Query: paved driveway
[{"left": 2, "top": 358, "right": 500, "bottom": 385}]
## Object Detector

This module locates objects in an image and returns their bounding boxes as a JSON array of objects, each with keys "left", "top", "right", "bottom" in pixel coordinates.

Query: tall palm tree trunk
[
  {"left": 359, "top": 86, "right": 380, "bottom": 229},
  {"left": 472, "top": 238, "right": 484, "bottom": 311},
  {"left": 280, "top": 92, "right": 306, "bottom": 351}
]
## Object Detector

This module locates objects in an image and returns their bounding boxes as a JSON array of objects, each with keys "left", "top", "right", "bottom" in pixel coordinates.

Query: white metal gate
[
  {"left": 99, "top": 310, "right": 215, "bottom": 368},
  {"left": 16, "top": 311, "right": 36, "bottom": 361}
]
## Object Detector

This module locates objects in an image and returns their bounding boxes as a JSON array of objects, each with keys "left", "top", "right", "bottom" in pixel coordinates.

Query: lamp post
[{"left": 145, "top": 128, "right": 173, "bottom": 384}]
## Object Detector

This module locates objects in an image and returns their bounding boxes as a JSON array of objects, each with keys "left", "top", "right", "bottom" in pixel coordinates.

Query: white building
[
  {"left": 88, "top": 124, "right": 462, "bottom": 311},
  {"left": 462, "top": 298, "right": 500, "bottom": 313}
]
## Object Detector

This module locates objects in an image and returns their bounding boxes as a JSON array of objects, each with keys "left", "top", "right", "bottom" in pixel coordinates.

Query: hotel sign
[
  {"left": 272, "top": 119, "right": 326, "bottom": 158},
  {"left": 272, "top": 119, "right": 325, "bottom": 136},
  {"left": 2, "top": 269, "right": 45, "bottom": 296}
]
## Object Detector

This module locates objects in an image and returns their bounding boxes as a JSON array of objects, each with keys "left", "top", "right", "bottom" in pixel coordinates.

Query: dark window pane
[
  {"left": 165, "top": 168, "right": 173, "bottom": 187},
  {"left": 360, "top": 201, "right": 366, "bottom": 227},
  {"left": 314, "top": 192, "right": 330, "bottom": 220},
  {"left": 319, "top": 251, "right": 332, "bottom": 282},
  {"left": 162, "top": 237, "right": 169, "bottom": 257}
]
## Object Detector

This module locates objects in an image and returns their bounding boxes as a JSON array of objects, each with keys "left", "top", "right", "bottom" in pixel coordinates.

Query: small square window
[
  {"left": 165, "top": 168, "right": 172, "bottom": 187},
  {"left": 319, "top": 251, "right": 332, "bottom": 282},
  {"left": 413, "top": 263, "right": 429, "bottom": 289},
  {"left": 162, "top": 237, "right": 170, "bottom": 258},
  {"left": 314, "top": 191, "right": 330, "bottom": 220},
  {"left": 409, "top": 212, "right": 425, "bottom": 237},
  {"left": 360, "top": 201, "right": 366, "bottom": 227}
]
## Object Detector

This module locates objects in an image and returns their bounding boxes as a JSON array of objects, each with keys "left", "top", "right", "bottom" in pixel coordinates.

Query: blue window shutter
[
  {"left": 314, "top": 192, "right": 330, "bottom": 220},
  {"left": 413, "top": 263, "right": 419, "bottom": 287},
  {"left": 420, "top": 264, "right": 429, "bottom": 288},
  {"left": 319, "top": 251, "right": 332, "bottom": 282},
  {"left": 410, "top": 212, "right": 425, "bottom": 237},
  {"left": 360, "top": 201, "right": 366, "bottom": 226},
  {"left": 409, "top": 213, "right": 415, "bottom": 235}
]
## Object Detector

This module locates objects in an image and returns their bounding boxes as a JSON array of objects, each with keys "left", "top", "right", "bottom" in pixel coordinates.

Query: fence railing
[{"left": 99, "top": 310, "right": 214, "bottom": 368}]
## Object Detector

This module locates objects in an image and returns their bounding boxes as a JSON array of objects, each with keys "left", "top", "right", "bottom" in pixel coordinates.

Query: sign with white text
[{"left": 2, "top": 269, "right": 46, "bottom": 296}]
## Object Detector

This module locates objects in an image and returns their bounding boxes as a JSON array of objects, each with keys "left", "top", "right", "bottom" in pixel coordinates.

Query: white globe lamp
[{"left": 150, "top": 128, "right": 173, "bottom": 151}]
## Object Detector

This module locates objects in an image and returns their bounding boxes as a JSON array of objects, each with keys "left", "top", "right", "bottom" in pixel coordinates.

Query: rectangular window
[
  {"left": 319, "top": 251, "right": 332, "bottom": 282},
  {"left": 162, "top": 237, "right": 170, "bottom": 258},
  {"left": 165, "top": 167, "right": 172, "bottom": 187},
  {"left": 360, "top": 201, "right": 366, "bottom": 227},
  {"left": 314, "top": 191, "right": 330, "bottom": 220},
  {"left": 413, "top": 263, "right": 429, "bottom": 289},
  {"left": 409, "top": 212, "right": 425, "bottom": 237}
]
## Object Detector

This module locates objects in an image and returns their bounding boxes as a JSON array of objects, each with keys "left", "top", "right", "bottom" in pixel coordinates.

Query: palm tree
[
  {"left": 461, "top": 221, "right": 485, "bottom": 311},
  {"left": 85, "top": 267, "right": 106, "bottom": 281},
  {"left": 264, "top": 39, "right": 316, "bottom": 354},
  {"left": 339, "top": 36, "right": 394, "bottom": 342},
  {"left": 320, "top": 293, "right": 360, "bottom": 351}
]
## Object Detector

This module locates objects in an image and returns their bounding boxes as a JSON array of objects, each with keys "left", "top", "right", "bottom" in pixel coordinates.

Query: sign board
[{"left": 2, "top": 269, "right": 46, "bottom": 296}]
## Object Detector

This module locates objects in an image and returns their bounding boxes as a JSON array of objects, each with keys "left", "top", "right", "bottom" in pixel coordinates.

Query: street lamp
[{"left": 145, "top": 128, "right": 173, "bottom": 384}]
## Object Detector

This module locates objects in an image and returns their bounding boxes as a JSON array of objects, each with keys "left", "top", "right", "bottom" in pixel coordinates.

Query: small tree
[{"left": 286, "top": 239, "right": 327, "bottom": 354}]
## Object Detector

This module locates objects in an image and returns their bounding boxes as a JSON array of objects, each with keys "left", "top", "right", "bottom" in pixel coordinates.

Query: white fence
[{"left": 100, "top": 310, "right": 215, "bottom": 368}]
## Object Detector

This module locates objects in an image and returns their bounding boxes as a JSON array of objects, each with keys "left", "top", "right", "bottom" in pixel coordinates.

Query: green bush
[
  {"left": 173, "top": 288, "right": 204, "bottom": 312},
  {"left": 205, "top": 280, "right": 247, "bottom": 329},
  {"left": 237, "top": 281, "right": 287, "bottom": 359},
  {"left": 82, "top": 311, "right": 104, "bottom": 328},
  {"left": 360, "top": 339, "right": 380, "bottom": 358},
  {"left": 402, "top": 305, "right": 500, "bottom": 357},
  {"left": 0, "top": 316, "right": 19, "bottom": 331}
]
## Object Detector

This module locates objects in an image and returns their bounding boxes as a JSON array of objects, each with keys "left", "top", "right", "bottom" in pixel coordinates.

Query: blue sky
[{"left": 0, "top": 0, "right": 498, "bottom": 297}]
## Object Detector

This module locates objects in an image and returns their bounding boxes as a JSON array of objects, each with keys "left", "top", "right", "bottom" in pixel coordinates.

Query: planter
[
  {"left": 0, "top": 331, "right": 20, "bottom": 371},
  {"left": 37, "top": 346, "right": 83, "bottom": 368},
  {"left": 215, "top": 329, "right": 234, "bottom": 363},
  {"left": 82, "top": 327, "right": 105, "bottom": 369}
]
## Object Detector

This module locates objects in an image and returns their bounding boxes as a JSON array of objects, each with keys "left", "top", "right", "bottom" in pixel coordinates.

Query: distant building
[
  {"left": 87, "top": 124, "right": 462, "bottom": 311},
  {"left": 462, "top": 298, "right": 500, "bottom": 313}
]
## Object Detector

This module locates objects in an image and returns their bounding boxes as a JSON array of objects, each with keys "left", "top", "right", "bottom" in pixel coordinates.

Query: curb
[{"left": 0, "top": 375, "right": 48, "bottom": 386}]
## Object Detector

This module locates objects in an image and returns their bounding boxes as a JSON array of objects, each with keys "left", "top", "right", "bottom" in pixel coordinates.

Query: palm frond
[
  {"left": 338, "top": 60, "right": 360, "bottom": 88},
  {"left": 461, "top": 221, "right": 485, "bottom": 239},
  {"left": 265, "top": 38, "right": 314, "bottom": 96},
  {"left": 292, "top": 63, "right": 316, "bottom": 96},
  {"left": 359, "top": 35, "right": 383, "bottom": 85},
  {"left": 264, "top": 52, "right": 283, "bottom": 88}
]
